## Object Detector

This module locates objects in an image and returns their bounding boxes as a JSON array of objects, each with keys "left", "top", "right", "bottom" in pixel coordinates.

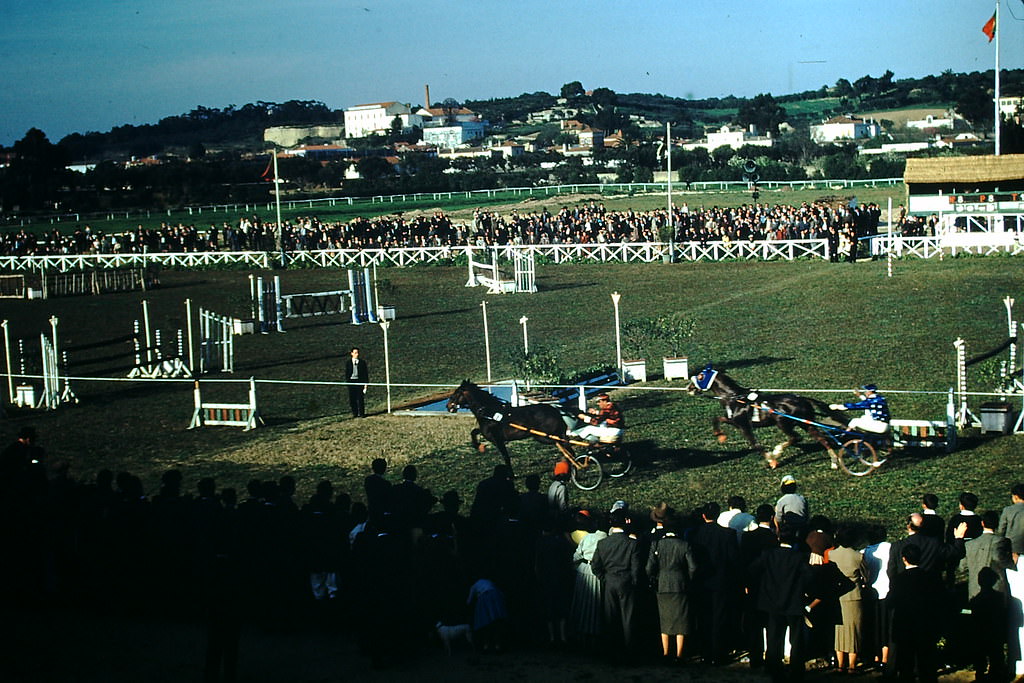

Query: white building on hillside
[
  {"left": 344, "top": 102, "right": 421, "bottom": 139},
  {"left": 681, "top": 125, "right": 774, "bottom": 152},
  {"left": 810, "top": 115, "right": 881, "bottom": 142},
  {"left": 422, "top": 121, "right": 487, "bottom": 147},
  {"left": 999, "top": 95, "right": 1024, "bottom": 119},
  {"left": 905, "top": 112, "right": 954, "bottom": 130}
]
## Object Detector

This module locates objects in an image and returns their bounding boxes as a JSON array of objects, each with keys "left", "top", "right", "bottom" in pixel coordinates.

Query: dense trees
[
  {"left": 560, "top": 81, "right": 585, "bottom": 98},
  {"left": 736, "top": 93, "right": 787, "bottom": 134},
  {"left": 58, "top": 100, "right": 339, "bottom": 161},
  {"left": 1, "top": 128, "right": 71, "bottom": 212}
]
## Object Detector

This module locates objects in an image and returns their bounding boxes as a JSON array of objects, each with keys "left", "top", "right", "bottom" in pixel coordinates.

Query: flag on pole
[
  {"left": 982, "top": 12, "right": 996, "bottom": 42},
  {"left": 260, "top": 155, "right": 275, "bottom": 181}
]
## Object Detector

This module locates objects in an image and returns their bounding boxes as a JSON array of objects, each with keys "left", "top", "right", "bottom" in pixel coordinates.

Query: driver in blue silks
[{"left": 830, "top": 384, "right": 890, "bottom": 434}]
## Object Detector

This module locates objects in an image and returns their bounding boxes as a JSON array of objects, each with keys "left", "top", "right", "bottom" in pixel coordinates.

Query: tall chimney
[{"left": 425, "top": 84, "right": 431, "bottom": 110}]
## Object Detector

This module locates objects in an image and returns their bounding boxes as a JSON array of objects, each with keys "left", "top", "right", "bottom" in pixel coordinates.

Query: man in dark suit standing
[
  {"left": 889, "top": 543, "right": 947, "bottom": 683},
  {"left": 997, "top": 483, "right": 1024, "bottom": 560},
  {"left": 691, "top": 501, "right": 742, "bottom": 665},
  {"left": 749, "top": 526, "right": 813, "bottom": 682},
  {"left": 591, "top": 508, "right": 643, "bottom": 661},
  {"left": 345, "top": 347, "right": 368, "bottom": 417},
  {"left": 740, "top": 504, "right": 779, "bottom": 668}
]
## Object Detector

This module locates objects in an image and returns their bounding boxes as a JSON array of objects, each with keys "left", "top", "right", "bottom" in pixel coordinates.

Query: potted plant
[
  {"left": 656, "top": 313, "right": 695, "bottom": 381},
  {"left": 621, "top": 318, "right": 656, "bottom": 383}
]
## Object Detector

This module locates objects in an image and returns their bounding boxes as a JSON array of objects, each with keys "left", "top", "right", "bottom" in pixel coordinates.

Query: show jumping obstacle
[
  {"left": 197, "top": 307, "right": 235, "bottom": 374},
  {"left": 465, "top": 248, "right": 536, "bottom": 294},
  {"left": 41, "top": 267, "right": 147, "bottom": 299},
  {"left": 1, "top": 316, "right": 77, "bottom": 410},
  {"left": 188, "top": 377, "right": 263, "bottom": 431},
  {"left": 127, "top": 300, "right": 192, "bottom": 379},
  {"left": 252, "top": 268, "right": 380, "bottom": 333},
  {"left": 889, "top": 389, "right": 957, "bottom": 453}
]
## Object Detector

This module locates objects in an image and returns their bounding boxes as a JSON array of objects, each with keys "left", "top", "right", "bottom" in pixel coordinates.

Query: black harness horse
[
  {"left": 688, "top": 366, "right": 849, "bottom": 468},
  {"left": 446, "top": 379, "right": 571, "bottom": 474}
]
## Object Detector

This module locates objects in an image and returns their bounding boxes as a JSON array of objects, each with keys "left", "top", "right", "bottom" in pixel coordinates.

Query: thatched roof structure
[{"left": 904, "top": 154, "right": 1024, "bottom": 185}]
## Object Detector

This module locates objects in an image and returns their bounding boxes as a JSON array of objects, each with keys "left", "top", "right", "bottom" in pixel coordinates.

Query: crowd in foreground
[
  {"left": 0, "top": 199, "right": 900, "bottom": 260},
  {"left": 2, "top": 426, "right": 1021, "bottom": 683}
]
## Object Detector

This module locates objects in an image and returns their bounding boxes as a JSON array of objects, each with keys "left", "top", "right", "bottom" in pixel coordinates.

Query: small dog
[{"left": 435, "top": 621, "right": 473, "bottom": 655}]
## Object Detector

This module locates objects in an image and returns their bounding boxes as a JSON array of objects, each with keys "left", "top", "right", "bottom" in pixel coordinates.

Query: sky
[{"left": 1, "top": 0, "right": 1022, "bottom": 147}]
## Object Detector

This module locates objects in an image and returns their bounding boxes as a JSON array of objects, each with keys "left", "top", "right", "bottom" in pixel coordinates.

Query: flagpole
[
  {"left": 271, "top": 149, "right": 285, "bottom": 264},
  {"left": 994, "top": 0, "right": 1001, "bottom": 156},
  {"left": 666, "top": 121, "right": 673, "bottom": 263}
]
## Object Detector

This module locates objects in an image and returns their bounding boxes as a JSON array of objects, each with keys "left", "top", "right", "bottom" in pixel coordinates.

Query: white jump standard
[{"left": 465, "top": 247, "right": 536, "bottom": 294}]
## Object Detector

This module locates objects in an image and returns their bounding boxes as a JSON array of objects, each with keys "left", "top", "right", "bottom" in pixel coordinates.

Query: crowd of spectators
[
  {"left": 0, "top": 200, "right": 892, "bottom": 259},
  {"left": 2, "top": 426, "right": 1022, "bottom": 681}
]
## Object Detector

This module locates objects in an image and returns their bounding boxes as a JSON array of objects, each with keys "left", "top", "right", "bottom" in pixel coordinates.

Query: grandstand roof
[{"left": 904, "top": 154, "right": 1024, "bottom": 184}]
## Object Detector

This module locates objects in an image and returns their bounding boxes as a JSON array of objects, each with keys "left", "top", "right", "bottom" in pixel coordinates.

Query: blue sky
[{"left": 1, "top": 0, "right": 1021, "bottom": 147}]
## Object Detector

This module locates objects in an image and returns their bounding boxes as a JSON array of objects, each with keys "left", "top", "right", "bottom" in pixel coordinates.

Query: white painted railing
[{"left": 7, "top": 231, "right": 1024, "bottom": 272}]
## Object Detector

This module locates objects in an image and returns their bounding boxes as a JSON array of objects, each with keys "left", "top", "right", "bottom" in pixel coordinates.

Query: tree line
[{"left": 1, "top": 70, "right": 1022, "bottom": 216}]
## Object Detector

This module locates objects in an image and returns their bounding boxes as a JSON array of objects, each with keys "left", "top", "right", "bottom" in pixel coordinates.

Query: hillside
[{"left": 45, "top": 68, "right": 1024, "bottom": 160}]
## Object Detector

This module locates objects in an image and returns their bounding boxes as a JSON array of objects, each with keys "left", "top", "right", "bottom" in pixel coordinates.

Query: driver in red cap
[{"left": 573, "top": 392, "right": 626, "bottom": 444}]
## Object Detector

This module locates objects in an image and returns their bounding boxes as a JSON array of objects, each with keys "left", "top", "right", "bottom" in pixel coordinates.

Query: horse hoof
[
  {"left": 477, "top": 445, "right": 487, "bottom": 453},
  {"left": 716, "top": 434, "right": 728, "bottom": 444}
]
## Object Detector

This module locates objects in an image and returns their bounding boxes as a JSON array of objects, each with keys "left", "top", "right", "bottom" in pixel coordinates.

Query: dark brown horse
[
  {"left": 688, "top": 365, "right": 848, "bottom": 469},
  {"left": 446, "top": 379, "right": 571, "bottom": 474}
]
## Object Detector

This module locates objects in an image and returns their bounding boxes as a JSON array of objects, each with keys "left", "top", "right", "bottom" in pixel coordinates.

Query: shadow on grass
[
  {"left": 638, "top": 441, "right": 750, "bottom": 473},
  {"left": 532, "top": 280, "right": 599, "bottom": 293}
]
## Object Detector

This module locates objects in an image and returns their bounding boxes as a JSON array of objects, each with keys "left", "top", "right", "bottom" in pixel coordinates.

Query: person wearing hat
[
  {"left": 547, "top": 461, "right": 571, "bottom": 522},
  {"left": 572, "top": 392, "right": 625, "bottom": 444},
  {"left": 775, "top": 475, "right": 809, "bottom": 535},
  {"left": 830, "top": 384, "right": 890, "bottom": 435}
]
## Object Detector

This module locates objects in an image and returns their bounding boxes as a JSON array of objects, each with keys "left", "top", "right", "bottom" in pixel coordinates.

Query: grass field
[{"left": 1, "top": 254, "right": 1020, "bottom": 538}]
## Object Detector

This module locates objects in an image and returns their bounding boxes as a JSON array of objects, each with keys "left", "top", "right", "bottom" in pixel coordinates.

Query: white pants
[
  {"left": 572, "top": 424, "right": 623, "bottom": 443},
  {"left": 848, "top": 416, "right": 888, "bottom": 434}
]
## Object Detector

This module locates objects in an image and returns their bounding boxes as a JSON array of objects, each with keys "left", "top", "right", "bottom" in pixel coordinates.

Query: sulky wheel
[
  {"left": 837, "top": 438, "right": 885, "bottom": 476},
  {"left": 601, "top": 445, "right": 633, "bottom": 478},
  {"left": 570, "top": 453, "right": 603, "bottom": 491}
]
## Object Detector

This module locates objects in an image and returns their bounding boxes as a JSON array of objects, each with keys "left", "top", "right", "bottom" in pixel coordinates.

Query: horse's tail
[{"left": 807, "top": 397, "right": 850, "bottom": 427}]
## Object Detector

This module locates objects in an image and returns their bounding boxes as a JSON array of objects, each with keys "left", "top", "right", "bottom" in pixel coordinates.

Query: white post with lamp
[
  {"left": 378, "top": 318, "right": 392, "bottom": 414},
  {"left": 481, "top": 300, "right": 492, "bottom": 383},
  {"left": 611, "top": 291, "right": 622, "bottom": 378}
]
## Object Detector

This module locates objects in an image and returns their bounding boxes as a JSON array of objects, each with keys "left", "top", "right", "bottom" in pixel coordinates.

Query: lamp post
[
  {"left": 611, "top": 291, "right": 622, "bottom": 376},
  {"left": 519, "top": 315, "right": 529, "bottom": 355},
  {"left": 379, "top": 319, "right": 392, "bottom": 414},
  {"left": 481, "top": 300, "right": 492, "bottom": 383}
]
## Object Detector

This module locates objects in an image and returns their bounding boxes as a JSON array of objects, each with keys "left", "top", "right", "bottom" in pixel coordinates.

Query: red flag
[
  {"left": 260, "top": 155, "right": 275, "bottom": 181},
  {"left": 983, "top": 13, "right": 996, "bottom": 42}
]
